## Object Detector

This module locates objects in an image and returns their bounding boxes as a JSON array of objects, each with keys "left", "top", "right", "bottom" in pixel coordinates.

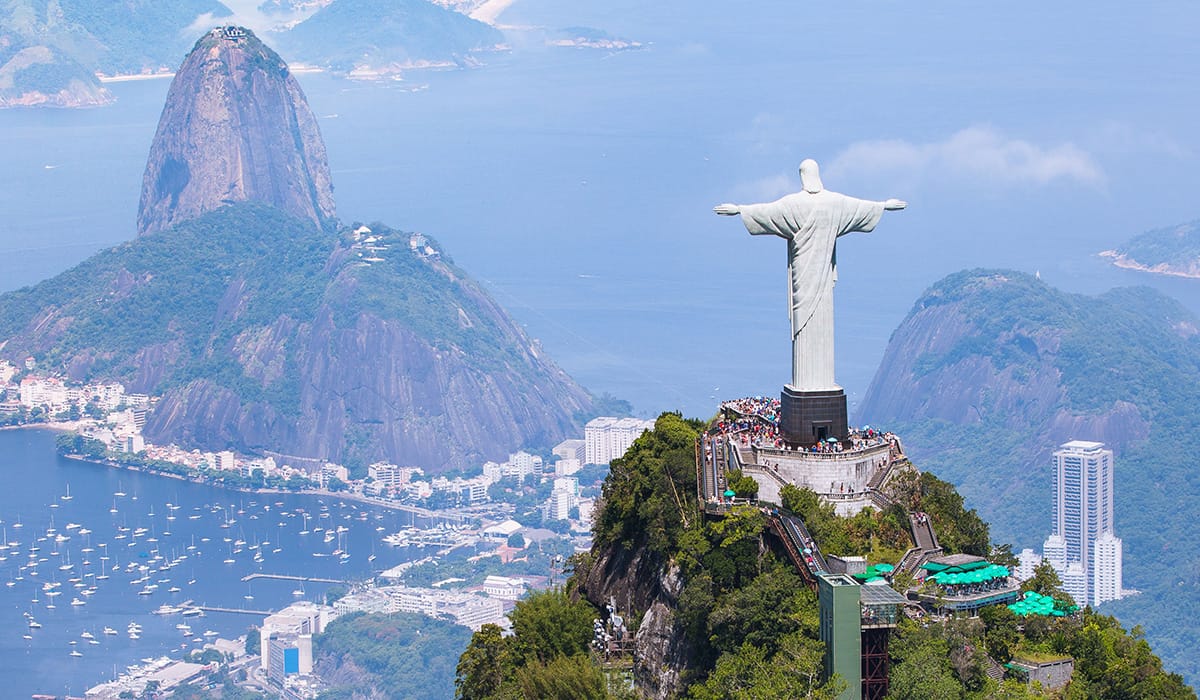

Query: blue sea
[{"left": 0, "top": 429, "right": 430, "bottom": 697}]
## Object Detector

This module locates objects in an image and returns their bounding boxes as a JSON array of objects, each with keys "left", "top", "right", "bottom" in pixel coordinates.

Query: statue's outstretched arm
[
  {"left": 884, "top": 199, "right": 907, "bottom": 210},
  {"left": 713, "top": 203, "right": 740, "bottom": 216}
]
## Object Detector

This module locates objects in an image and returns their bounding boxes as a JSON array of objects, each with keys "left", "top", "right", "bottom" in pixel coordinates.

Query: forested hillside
[{"left": 857, "top": 270, "right": 1200, "bottom": 682}]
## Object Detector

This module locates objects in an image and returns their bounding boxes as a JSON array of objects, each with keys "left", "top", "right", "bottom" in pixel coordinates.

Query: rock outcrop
[
  {"left": 577, "top": 543, "right": 691, "bottom": 700},
  {"left": 137, "top": 26, "right": 335, "bottom": 236},
  {"left": 857, "top": 270, "right": 1159, "bottom": 452}
]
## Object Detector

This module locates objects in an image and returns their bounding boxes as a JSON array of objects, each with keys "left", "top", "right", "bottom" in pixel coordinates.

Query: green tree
[
  {"left": 509, "top": 589, "right": 596, "bottom": 664},
  {"left": 979, "top": 604, "right": 1021, "bottom": 663},
  {"left": 725, "top": 469, "right": 759, "bottom": 499},
  {"left": 516, "top": 654, "right": 607, "bottom": 700},
  {"left": 887, "top": 622, "right": 963, "bottom": 700},
  {"left": 244, "top": 626, "right": 260, "bottom": 656},
  {"left": 688, "top": 633, "right": 839, "bottom": 700},
  {"left": 456, "top": 624, "right": 514, "bottom": 699},
  {"left": 1022, "top": 560, "right": 1074, "bottom": 607}
]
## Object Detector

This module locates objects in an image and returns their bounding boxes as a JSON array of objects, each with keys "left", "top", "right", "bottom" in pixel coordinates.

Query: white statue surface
[{"left": 715, "top": 159, "right": 905, "bottom": 391}]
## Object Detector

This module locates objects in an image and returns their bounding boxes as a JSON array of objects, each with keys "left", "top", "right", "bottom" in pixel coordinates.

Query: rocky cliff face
[
  {"left": 137, "top": 26, "right": 335, "bottom": 237},
  {"left": 577, "top": 542, "right": 691, "bottom": 700}
]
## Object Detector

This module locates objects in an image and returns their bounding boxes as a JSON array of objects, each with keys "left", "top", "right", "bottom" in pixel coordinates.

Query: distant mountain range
[
  {"left": 0, "top": 0, "right": 504, "bottom": 107},
  {"left": 857, "top": 268, "right": 1200, "bottom": 682},
  {"left": 0, "top": 0, "right": 228, "bottom": 106},
  {"left": 0, "top": 26, "right": 591, "bottom": 471}
]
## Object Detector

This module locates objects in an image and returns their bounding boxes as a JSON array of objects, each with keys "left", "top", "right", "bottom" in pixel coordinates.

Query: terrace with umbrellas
[{"left": 912, "top": 553, "right": 1022, "bottom": 613}]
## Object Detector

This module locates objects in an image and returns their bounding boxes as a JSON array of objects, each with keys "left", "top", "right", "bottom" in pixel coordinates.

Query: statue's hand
[
  {"left": 713, "top": 203, "right": 740, "bottom": 216},
  {"left": 884, "top": 199, "right": 907, "bottom": 210}
]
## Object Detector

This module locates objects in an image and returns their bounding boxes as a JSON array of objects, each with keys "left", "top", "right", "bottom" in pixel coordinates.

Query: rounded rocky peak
[{"left": 136, "top": 25, "right": 335, "bottom": 237}]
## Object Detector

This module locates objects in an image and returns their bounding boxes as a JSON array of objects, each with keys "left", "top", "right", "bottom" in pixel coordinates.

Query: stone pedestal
[{"left": 780, "top": 386, "right": 847, "bottom": 445}]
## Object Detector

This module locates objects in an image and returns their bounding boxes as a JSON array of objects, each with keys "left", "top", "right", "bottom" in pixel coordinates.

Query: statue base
[{"left": 779, "top": 386, "right": 847, "bottom": 446}]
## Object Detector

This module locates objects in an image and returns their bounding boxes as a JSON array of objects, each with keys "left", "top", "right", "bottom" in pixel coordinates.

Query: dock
[
  {"left": 193, "top": 605, "right": 273, "bottom": 616},
  {"left": 240, "top": 573, "right": 350, "bottom": 584}
]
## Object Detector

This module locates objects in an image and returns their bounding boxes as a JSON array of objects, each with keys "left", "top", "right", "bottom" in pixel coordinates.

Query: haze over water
[{"left": 1, "top": 1, "right": 1197, "bottom": 421}]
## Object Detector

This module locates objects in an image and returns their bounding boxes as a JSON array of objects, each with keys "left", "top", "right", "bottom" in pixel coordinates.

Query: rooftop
[{"left": 923, "top": 553, "right": 988, "bottom": 571}]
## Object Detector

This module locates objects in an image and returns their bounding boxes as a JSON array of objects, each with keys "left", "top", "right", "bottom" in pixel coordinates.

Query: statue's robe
[{"left": 738, "top": 190, "right": 883, "bottom": 390}]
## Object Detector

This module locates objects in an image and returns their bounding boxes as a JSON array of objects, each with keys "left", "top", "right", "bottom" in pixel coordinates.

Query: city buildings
[
  {"left": 1039, "top": 440, "right": 1125, "bottom": 607},
  {"left": 545, "top": 477, "right": 579, "bottom": 521},
  {"left": 259, "top": 601, "right": 335, "bottom": 677},
  {"left": 584, "top": 417, "right": 655, "bottom": 465}
]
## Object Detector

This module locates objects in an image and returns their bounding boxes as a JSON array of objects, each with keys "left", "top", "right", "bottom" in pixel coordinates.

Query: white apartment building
[
  {"left": 1042, "top": 440, "right": 1124, "bottom": 607},
  {"left": 553, "top": 439, "right": 585, "bottom": 463},
  {"left": 1092, "top": 532, "right": 1124, "bottom": 606},
  {"left": 321, "top": 463, "right": 349, "bottom": 485},
  {"left": 482, "top": 461, "right": 503, "bottom": 484},
  {"left": 368, "top": 462, "right": 422, "bottom": 489},
  {"left": 546, "top": 477, "right": 579, "bottom": 521},
  {"left": 584, "top": 417, "right": 655, "bottom": 465},
  {"left": 259, "top": 602, "right": 335, "bottom": 671},
  {"left": 1015, "top": 548, "right": 1042, "bottom": 582},
  {"left": 504, "top": 451, "right": 543, "bottom": 481}
]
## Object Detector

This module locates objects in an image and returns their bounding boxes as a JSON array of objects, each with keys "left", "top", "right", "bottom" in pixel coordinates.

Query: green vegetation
[
  {"left": 315, "top": 612, "right": 472, "bottom": 700},
  {"left": 280, "top": 0, "right": 502, "bottom": 71},
  {"left": 460, "top": 411, "right": 1192, "bottom": 697},
  {"left": 887, "top": 607, "right": 1192, "bottom": 699},
  {"left": 870, "top": 269, "right": 1200, "bottom": 682},
  {"left": 592, "top": 413, "right": 705, "bottom": 557},
  {"left": 464, "top": 414, "right": 841, "bottom": 698},
  {"left": 0, "top": 203, "right": 561, "bottom": 462},
  {"left": 0, "top": 0, "right": 230, "bottom": 75},
  {"left": 1114, "top": 219, "right": 1200, "bottom": 270},
  {"left": 8, "top": 48, "right": 97, "bottom": 94},
  {"left": 456, "top": 589, "right": 608, "bottom": 700}
]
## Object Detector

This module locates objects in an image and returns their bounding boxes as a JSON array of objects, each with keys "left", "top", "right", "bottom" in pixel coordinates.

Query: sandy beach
[
  {"left": 470, "top": 0, "right": 515, "bottom": 25},
  {"left": 97, "top": 72, "right": 175, "bottom": 83}
]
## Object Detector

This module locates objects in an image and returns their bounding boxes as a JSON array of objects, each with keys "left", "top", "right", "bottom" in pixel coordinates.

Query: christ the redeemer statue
[{"left": 715, "top": 159, "right": 905, "bottom": 393}]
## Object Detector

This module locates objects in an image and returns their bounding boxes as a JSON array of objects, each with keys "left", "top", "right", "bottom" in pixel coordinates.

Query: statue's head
[{"left": 799, "top": 159, "right": 823, "bottom": 193}]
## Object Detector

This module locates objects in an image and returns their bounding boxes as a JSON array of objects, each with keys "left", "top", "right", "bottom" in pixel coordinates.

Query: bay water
[{"left": 0, "top": 429, "right": 427, "bottom": 697}]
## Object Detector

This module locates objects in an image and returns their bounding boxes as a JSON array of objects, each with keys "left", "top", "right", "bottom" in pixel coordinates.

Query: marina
[{"left": 0, "top": 429, "right": 440, "bottom": 698}]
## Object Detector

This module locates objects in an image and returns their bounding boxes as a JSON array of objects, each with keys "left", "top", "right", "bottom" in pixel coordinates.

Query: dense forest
[{"left": 314, "top": 612, "right": 473, "bottom": 699}]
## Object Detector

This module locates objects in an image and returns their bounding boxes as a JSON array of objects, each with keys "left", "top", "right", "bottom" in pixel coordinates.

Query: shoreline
[
  {"left": 97, "top": 72, "right": 175, "bottom": 83},
  {"left": 0, "top": 420, "right": 82, "bottom": 433},
  {"left": 56, "top": 448, "right": 463, "bottom": 521},
  {"left": 1099, "top": 250, "right": 1200, "bottom": 280}
]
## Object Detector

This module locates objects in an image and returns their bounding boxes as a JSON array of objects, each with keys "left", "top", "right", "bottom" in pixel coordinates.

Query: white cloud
[{"left": 826, "top": 125, "right": 1104, "bottom": 189}]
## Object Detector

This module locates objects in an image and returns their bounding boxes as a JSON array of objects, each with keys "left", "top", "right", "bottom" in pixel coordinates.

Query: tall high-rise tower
[{"left": 1042, "top": 440, "right": 1122, "bottom": 606}]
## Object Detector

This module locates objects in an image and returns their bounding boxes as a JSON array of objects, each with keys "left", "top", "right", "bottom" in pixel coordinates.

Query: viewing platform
[{"left": 700, "top": 397, "right": 910, "bottom": 516}]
